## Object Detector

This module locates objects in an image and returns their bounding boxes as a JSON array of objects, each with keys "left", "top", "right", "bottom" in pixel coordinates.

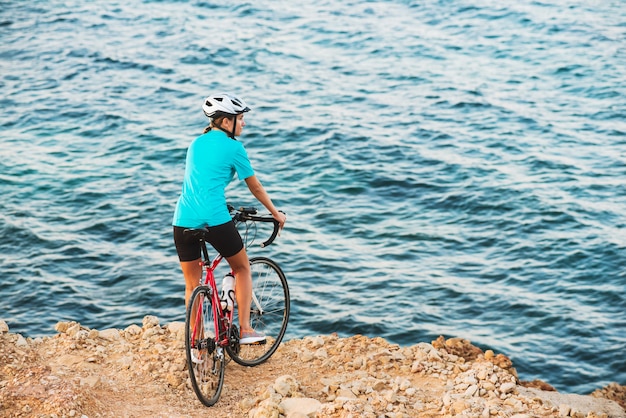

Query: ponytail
[{"left": 203, "top": 116, "right": 228, "bottom": 135}]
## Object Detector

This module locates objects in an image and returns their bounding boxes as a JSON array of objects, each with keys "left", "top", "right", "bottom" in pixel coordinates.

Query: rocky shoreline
[{"left": 0, "top": 317, "right": 624, "bottom": 418}]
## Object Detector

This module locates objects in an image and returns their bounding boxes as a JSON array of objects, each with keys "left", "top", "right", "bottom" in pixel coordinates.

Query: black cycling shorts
[{"left": 173, "top": 220, "right": 244, "bottom": 262}]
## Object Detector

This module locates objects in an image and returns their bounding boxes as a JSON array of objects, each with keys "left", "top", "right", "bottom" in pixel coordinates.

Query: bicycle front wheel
[
  {"left": 227, "top": 257, "right": 290, "bottom": 366},
  {"left": 185, "top": 285, "right": 225, "bottom": 407}
]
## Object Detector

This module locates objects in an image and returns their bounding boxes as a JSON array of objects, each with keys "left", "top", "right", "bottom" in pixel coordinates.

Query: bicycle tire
[
  {"left": 227, "top": 257, "right": 290, "bottom": 366},
  {"left": 185, "top": 285, "right": 225, "bottom": 406}
]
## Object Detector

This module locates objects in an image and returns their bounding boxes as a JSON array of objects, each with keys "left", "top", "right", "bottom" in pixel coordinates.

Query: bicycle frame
[{"left": 190, "top": 244, "right": 233, "bottom": 351}]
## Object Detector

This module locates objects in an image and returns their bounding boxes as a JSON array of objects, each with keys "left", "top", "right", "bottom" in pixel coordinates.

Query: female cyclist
[{"left": 173, "top": 92, "right": 286, "bottom": 344}]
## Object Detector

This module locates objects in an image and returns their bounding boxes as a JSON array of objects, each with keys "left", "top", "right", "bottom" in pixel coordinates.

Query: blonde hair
[{"left": 202, "top": 116, "right": 227, "bottom": 134}]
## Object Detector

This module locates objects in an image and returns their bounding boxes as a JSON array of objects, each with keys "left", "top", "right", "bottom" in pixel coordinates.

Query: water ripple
[{"left": 1, "top": 0, "right": 625, "bottom": 394}]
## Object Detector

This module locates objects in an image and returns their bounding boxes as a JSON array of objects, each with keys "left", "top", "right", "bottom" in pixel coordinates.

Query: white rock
[
  {"left": 0, "top": 320, "right": 9, "bottom": 333},
  {"left": 350, "top": 381, "right": 365, "bottom": 396},
  {"left": 416, "top": 342, "right": 434, "bottom": 352},
  {"left": 482, "top": 381, "right": 496, "bottom": 391},
  {"left": 399, "top": 378, "right": 411, "bottom": 391},
  {"left": 249, "top": 399, "right": 281, "bottom": 418},
  {"left": 16, "top": 335, "right": 28, "bottom": 347},
  {"left": 559, "top": 404, "right": 571, "bottom": 416},
  {"left": 142, "top": 327, "right": 161, "bottom": 339},
  {"left": 124, "top": 324, "right": 142, "bottom": 337},
  {"left": 464, "top": 375, "right": 478, "bottom": 385},
  {"left": 117, "top": 356, "right": 133, "bottom": 369},
  {"left": 305, "top": 336, "right": 325, "bottom": 349},
  {"left": 504, "top": 397, "right": 523, "bottom": 409},
  {"left": 55, "top": 321, "right": 73, "bottom": 333},
  {"left": 66, "top": 323, "right": 81, "bottom": 337},
  {"left": 464, "top": 384, "right": 478, "bottom": 398},
  {"left": 482, "top": 406, "right": 490, "bottom": 418},
  {"left": 273, "top": 375, "right": 298, "bottom": 396},
  {"left": 456, "top": 382, "right": 469, "bottom": 391},
  {"left": 74, "top": 329, "right": 89, "bottom": 340},
  {"left": 351, "top": 356, "right": 365, "bottom": 369},
  {"left": 383, "top": 390, "right": 396, "bottom": 403},
  {"left": 336, "top": 388, "right": 357, "bottom": 399},
  {"left": 314, "top": 348, "right": 328, "bottom": 359},
  {"left": 500, "top": 382, "right": 516, "bottom": 394},
  {"left": 98, "top": 328, "right": 120, "bottom": 341},
  {"left": 167, "top": 321, "right": 186, "bottom": 341},
  {"left": 411, "top": 360, "right": 423, "bottom": 373},
  {"left": 142, "top": 315, "right": 160, "bottom": 329}
]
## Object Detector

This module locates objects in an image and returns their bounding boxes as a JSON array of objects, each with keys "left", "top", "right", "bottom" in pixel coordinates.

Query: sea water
[{"left": 1, "top": 0, "right": 625, "bottom": 394}]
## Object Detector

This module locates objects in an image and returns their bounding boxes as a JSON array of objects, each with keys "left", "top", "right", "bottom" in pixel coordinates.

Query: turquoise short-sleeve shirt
[{"left": 172, "top": 129, "right": 255, "bottom": 228}]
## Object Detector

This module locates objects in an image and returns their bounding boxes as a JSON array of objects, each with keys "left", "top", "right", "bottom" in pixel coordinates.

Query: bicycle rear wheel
[
  {"left": 185, "top": 285, "right": 225, "bottom": 406},
  {"left": 227, "top": 257, "right": 290, "bottom": 366}
]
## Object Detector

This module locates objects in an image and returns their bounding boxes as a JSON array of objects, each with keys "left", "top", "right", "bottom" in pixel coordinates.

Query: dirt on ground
[{"left": 1, "top": 317, "right": 624, "bottom": 418}]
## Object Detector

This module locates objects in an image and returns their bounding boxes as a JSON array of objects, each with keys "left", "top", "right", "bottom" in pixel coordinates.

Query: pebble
[
  {"left": 124, "top": 324, "right": 142, "bottom": 336},
  {"left": 16, "top": 335, "right": 28, "bottom": 347},
  {"left": 142, "top": 315, "right": 160, "bottom": 329},
  {"left": 280, "top": 397, "right": 322, "bottom": 417},
  {"left": 273, "top": 375, "right": 299, "bottom": 397},
  {"left": 501, "top": 381, "right": 517, "bottom": 394},
  {"left": 464, "top": 384, "right": 479, "bottom": 397},
  {"left": 559, "top": 404, "right": 572, "bottom": 416},
  {"left": 99, "top": 328, "right": 121, "bottom": 341}
]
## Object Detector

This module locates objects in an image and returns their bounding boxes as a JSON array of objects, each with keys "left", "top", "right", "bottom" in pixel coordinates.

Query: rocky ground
[{"left": 0, "top": 317, "right": 624, "bottom": 418}]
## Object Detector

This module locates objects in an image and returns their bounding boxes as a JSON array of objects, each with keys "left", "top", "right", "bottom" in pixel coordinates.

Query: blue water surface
[{"left": 1, "top": 0, "right": 625, "bottom": 394}]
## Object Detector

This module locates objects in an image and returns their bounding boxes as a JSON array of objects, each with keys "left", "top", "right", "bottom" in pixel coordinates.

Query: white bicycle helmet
[{"left": 202, "top": 93, "right": 251, "bottom": 118}]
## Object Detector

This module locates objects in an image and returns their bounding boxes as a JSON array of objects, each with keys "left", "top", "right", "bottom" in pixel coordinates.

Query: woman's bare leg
[
  {"left": 180, "top": 259, "right": 202, "bottom": 307},
  {"left": 225, "top": 248, "right": 254, "bottom": 332}
]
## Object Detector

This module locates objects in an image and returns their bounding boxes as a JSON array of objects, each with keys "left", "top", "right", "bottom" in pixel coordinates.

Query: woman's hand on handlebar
[{"left": 273, "top": 211, "right": 286, "bottom": 230}]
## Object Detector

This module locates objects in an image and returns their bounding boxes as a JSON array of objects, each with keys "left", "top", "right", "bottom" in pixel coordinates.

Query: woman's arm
[{"left": 245, "top": 175, "right": 286, "bottom": 228}]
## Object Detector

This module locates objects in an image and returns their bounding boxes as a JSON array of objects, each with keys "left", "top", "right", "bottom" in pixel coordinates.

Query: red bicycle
[{"left": 183, "top": 206, "right": 290, "bottom": 407}]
